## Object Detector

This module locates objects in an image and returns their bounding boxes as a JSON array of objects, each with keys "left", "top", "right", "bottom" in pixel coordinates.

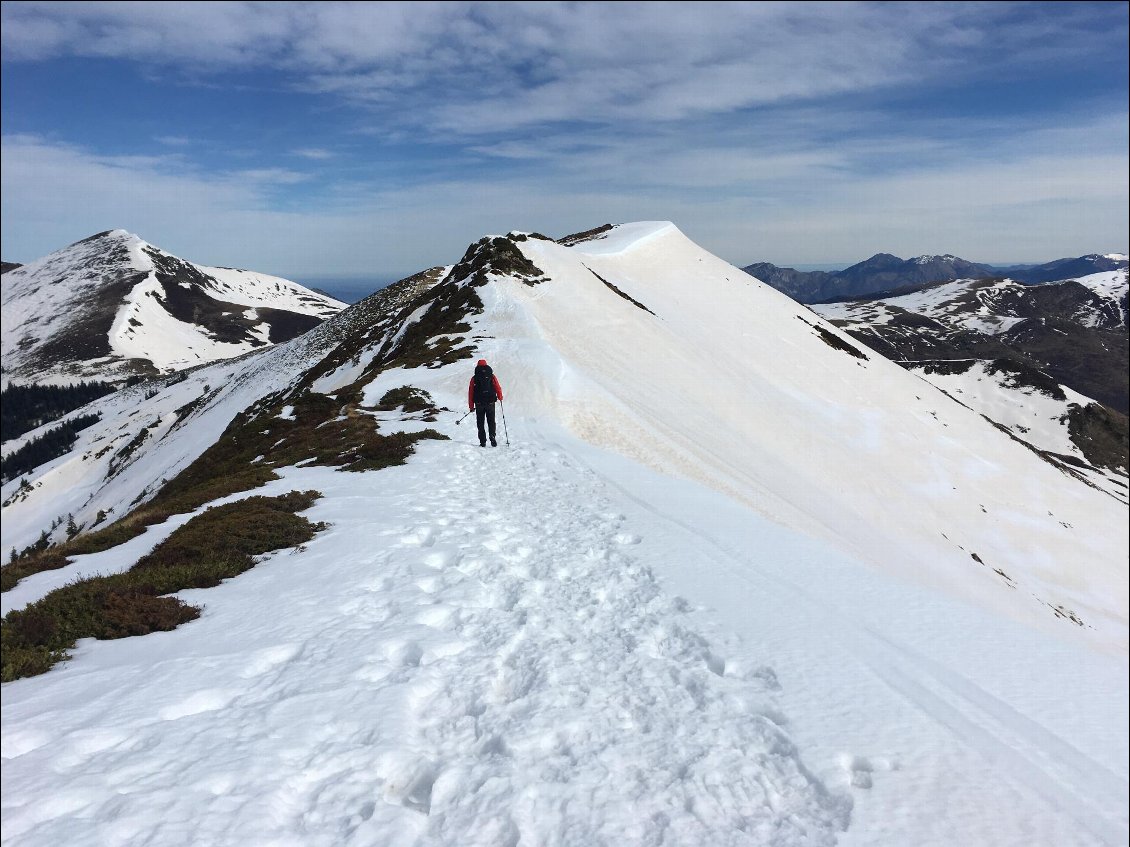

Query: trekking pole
[
  {"left": 455, "top": 409, "right": 473, "bottom": 425},
  {"left": 499, "top": 400, "right": 510, "bottom": 446}
]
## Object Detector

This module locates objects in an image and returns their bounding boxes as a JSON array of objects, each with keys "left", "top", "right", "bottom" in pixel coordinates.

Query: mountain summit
[
  {"left": 1, "top": 223, "right": 1126, "bottom": 846},
  {"left": 0, "top": 230, "right": 346, "bottom": 385},
  {"left": 743, "top": 252, "right": 995, "bottom": 302}
]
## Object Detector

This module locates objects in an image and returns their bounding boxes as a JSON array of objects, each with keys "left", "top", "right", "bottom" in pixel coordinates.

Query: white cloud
[
  {"left": 4, "top": 130, "right": 1125, "bottom": 277},
  {"left": 292, "top": 148, "right": 335, "bottom": 160},
  {"left": 233, "top": 168, "right": 311, "bottom": 185},
  {"left": 4, "top": 2, "right": 1121, "bottom": 138}
]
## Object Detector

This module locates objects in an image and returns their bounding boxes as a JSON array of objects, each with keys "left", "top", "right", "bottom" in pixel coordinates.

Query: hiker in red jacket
[{"left": 468, "top": 359, "right": 504, "bottom": 447}]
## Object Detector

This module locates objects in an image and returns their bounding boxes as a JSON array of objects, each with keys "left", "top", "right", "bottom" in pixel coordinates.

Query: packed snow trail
[{"left": 1, "top": 438, "right": 851, "bottom": 847}]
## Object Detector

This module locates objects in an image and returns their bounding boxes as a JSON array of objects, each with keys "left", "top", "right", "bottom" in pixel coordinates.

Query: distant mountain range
[
  {"left": 744, "top": 252, "right": 1129, "bottom": 303},
  {"left": 1, "top": 230, "right": 347, "bottom": 386}
]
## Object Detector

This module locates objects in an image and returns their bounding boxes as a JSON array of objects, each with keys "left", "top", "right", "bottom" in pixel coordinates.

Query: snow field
[
  {"left": 1, "top": 440, "right": 850, "bottom": 847},
  {"left": 4, "top": 419, "right": 1125, "bottom": 846},
  {"left": 909, "top": 361, "right": 1127, "bottom": 499},
  {"left": 545, "top": 434, "right": 1129, "bottom": 847}
]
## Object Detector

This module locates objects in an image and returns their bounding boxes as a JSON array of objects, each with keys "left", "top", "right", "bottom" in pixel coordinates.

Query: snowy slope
[
  {"left": 810, "top": 271, "right": 1129, "bottom": 487},
  {"left": 0, "top": 230, "right": 346, "bottom": 385},
  {"left": 903, "top": 359, "right": 1127, "bottom": 499},
  {"left": 813, "top": 270, "right": 1128, "bottom": 334},
  {"left": 1073, "top": 268, "right": 1130, "bottom": 327},
  {"left": 0, "top": 265, "right": 440, "bottom": 558},
  {"left": 487, "top": 225, "right": 1126, "bottom": 646},
  {"left": 2, "top": 223, "right": 1127, "bottom": 846}
]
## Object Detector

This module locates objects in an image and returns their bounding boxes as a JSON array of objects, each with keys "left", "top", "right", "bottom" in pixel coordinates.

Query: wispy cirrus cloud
[
  {"left": 4, "top": 2, "right": 1123, "bottom": 137},
  {"left": 292, "top": 148, "right": 335, "bottom": 160}
]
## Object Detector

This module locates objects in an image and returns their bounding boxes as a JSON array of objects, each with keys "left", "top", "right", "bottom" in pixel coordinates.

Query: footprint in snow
[
  {"left": 383, "top": 639, "right": 424, "bottom": 668},
  {"left": 423, "top": 548, "right": 459, "bottom": 569},
  {"left": 400, "top": 526, "right": 436, "bottom": 547},
  {"left": 838, "top": 753, "right": 899, "bottom": 789},
  {"left": 239, "top": 643, "right": 303, "bottom": 679},
  {"left": 158, "top": 689, "right": 238, "bottom": 721},
  {"left": 414, "top": 604, "right": 457, "bottom": 629}
]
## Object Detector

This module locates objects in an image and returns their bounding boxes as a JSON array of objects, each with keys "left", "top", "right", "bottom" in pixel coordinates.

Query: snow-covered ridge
[
  {"left": 1, "top": 222, "right": 1127, "bottom": 846},
  {"left": 1, "top": 230, "right": 346, "bottom": 384},
  {"left": 5, "top": 222, "right": 1126, "bottom": 646}
]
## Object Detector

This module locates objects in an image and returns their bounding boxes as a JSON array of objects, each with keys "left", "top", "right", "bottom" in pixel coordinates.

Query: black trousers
[{"left": 476, "top": 403, "right": 497, "bottom": 445}]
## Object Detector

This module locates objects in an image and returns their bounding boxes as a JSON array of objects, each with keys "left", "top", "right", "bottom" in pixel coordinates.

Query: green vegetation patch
[
  {"left": 1, "top": 548, "right": 70, "bottom": 594},
  {"left": 292, "top": 267, "right": 453, "bottom": 402},
  {"left": 447, "top": 235, "right": 547, "bottom": 286},
  {"left": 379, "top": 277, "right": 483, "bottom": 371},
  {"left": 375, "top": 386, "right": 441, "bottom": 419},
  {"left": 1, "top": 491, "right": 324, "bottom": 681}
]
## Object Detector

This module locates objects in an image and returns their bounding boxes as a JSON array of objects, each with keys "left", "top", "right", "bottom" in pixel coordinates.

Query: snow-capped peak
[{"left": 0, "top": 231, "right": 347, "bottom": 385}]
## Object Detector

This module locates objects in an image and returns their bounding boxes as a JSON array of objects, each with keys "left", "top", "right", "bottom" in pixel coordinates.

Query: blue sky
[{"left": 2, "top": 1, "right": 1127, "bottom": 287}]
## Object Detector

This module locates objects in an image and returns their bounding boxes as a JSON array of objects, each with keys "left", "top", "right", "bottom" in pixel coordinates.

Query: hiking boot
[{"left": 491, "top": 439, "right": 497, "bottom": 447}]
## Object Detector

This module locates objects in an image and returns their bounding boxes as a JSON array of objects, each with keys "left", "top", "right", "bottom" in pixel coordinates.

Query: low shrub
[{"left": 1, "top": 491, "right": 324, "bottom": 681}]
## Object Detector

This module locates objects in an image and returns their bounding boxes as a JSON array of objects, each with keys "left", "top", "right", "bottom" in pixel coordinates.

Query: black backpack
[{"left": 473, "top": 364, "right": 497, "bottom": 404}]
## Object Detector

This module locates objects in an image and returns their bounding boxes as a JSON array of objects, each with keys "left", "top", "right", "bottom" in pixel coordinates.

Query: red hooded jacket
[{"left": 468, "top": 360, "right": 504, "bottom": 410}]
